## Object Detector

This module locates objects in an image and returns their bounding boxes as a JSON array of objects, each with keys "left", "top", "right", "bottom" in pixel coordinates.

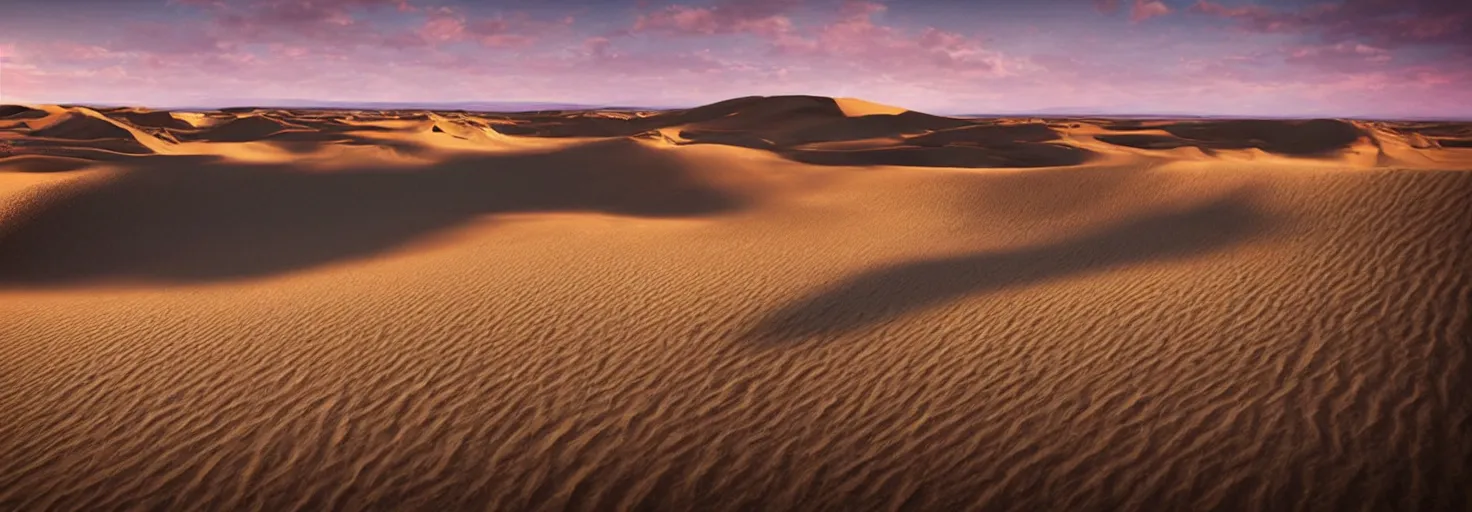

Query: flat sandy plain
[{"left": 1, "top": 96, "right": 1468, "bottom": 510}]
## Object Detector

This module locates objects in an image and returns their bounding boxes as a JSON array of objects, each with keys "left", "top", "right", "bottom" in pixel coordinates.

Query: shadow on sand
[
  {"left": 0, "top": 139, "right": 746, "bottom": 286},
  {"left": 745, "top": 187, "right": 1275, "bottom": 343},
  {"left": 1095, "top": 119, "right": 1365, "bottom": 157}
]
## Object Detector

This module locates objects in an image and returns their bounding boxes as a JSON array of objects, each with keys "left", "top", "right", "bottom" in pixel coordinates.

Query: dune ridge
[
  {"left": 7, "top": 98, "right": 1470, "bottom": 170},
  {"left": 1, "top": 97, "right": 1469, "bottom": 510}
]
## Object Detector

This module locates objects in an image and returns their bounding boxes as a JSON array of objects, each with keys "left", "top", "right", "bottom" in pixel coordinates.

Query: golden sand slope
[
  {"left": 833, "top": 97, "right": 909, "bottom": 117},
  {"left": 1, "top": 97, "right": 1469, "bottom": 510}
]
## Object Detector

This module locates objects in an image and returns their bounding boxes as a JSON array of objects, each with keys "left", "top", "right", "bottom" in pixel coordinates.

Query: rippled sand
[{"left": 1, "top": 97, "right": 1469, "bottom": 510}]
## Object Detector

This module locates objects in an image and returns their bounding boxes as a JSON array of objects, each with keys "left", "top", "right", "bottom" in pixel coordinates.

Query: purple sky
[{"left": 1, "top": 0, "right": 1468, "bottom": 116}]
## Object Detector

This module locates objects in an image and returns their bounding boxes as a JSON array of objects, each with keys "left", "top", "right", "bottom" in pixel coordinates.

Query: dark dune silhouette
[
  {"left": 778, "top": 142, "right": 1092, "bottom": 168},
  {"left": 905, "top": 123, "right": 1061, "bottom": 147},
  {"left": 748, "top": 188, "right": 1273, "bottom": 342},
  {"left": 1096, "top": 119, "right": 1366, "bottom": 156},
  {"left": 1384, "top": 122, "right": 1472, "bottom": 139},
  {"left": 0, "top": 105, "right": 50, "bottom": 120},
  {"left": 102, "top": 110, "right": 195, "bottom": 131},
  {"left": 1095, "top": 133, "right": 1205, "bottom": 151},
  {"left": 172, "top": 116, "right": 309, "bottom": 142},
  {"left": 30, "top": 113, "right": 144, "bottom": 142},
  {"left": 0, "top": 139, "right": 745, "bottom": 286}
]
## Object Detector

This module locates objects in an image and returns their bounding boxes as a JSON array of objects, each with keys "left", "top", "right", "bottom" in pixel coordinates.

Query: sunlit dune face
[{"left": 834, "top": 97, "right": 908, "bottom": 117}]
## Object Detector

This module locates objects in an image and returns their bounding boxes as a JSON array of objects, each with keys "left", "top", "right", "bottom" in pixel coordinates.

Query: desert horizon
[
  {"left": 14, "top": 99, "right": 1472, "bottom": 123},
  {"left": 2, "top": 93, "right": 1469, "bottom": 510}
]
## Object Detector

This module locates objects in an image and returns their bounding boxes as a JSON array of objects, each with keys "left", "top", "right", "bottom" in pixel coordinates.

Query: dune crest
[
  {"left": 10, "top": 99, "right": 1465, "bottom": 171},
  {"left": 834, "top": 97, "right": 909, "bottom": 117}
]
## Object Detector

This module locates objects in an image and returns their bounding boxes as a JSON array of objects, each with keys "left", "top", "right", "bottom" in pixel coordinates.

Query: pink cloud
[
  {"left": 1284, "top": 42, "right": 1393, "bottom": 70},
  {"left": 210, "top": 0, "right": 413, "bottom": 31},
  {"left": 411, "top": 7, "right": 544, "bottom": 47},
  {"left": 1189, "top": 1, "right": 1325, "bottom": 33},
  {"left": 768, "top": 1, "right": 1015, "bottom": 78},
  {"left": 1130, "top": 0, "right": 1172, "bottom": 22},
  {"left": 584, "top": 37, "right": 614, "bottom": 59},
  {"left": 152, "top": 0, "right": 452, "bottom": 53},
  {"left": 0, "top": 0, "right": 564, "bottom": 104},
  {"left": 268, "top": 44, "right": 313, "bottom": 59},
  {"left": 418, "top": 9, "right": 467, "bottom": 43},
  {"left": 1096, "top": 0, "right": 1172, "bottom": 22},
  {"left": 13, "top": 42, "right": 122, "bottom": 63},
  {"left": 569, "top": 36, "right": 728, "bottom": 76},
  {"left": 1191, "top": 0, "right": 1472, "bottom": 49},
  {"left": 1407, "top": 68, "right": 1461, "bottom": 87},
  {"left": 138, "top": 0, "right": 561, "bottom": 58},
  {"left": 633, "top": 0, "right": 799, "bottom": 36},
  {"left": 616, "top": 0, "right": 1023, "bottom": 94}
]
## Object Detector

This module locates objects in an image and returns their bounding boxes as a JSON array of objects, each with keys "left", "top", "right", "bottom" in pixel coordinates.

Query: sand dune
[
  {"left": 1094, "top": 119, "right": 1366, "bottom": 156},
  {"left": 1, "top": 98, "right": 1469, "bottom": 510},
  {"left": 0, "top": 105, "right": 50, "bottom": 120},
  {"left": 834, "top": 97, "right": 909, "bottom": 117},
  {"left": 103, "top": 109, "right": 196, "bottom": 131}
]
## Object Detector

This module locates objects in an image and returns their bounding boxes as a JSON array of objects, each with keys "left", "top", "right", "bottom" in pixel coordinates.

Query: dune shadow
[
  {"left": 0, "top": 139, "right": 745, "bottom": 286},
  {"left": 0, "top": 155, "right": 97, "bottom": 173},
  {"left": 746, "top": 188, "right": 1273, "bottom": 343},
  {"left": 777, "top": 143, "right": 1093, "bottom": 168},
  {"left": 0, "top": 105, "right": 50, "bottom": 120},
  {"left": 1096, "top": 119, "right": 1365, "bottom": 157}
]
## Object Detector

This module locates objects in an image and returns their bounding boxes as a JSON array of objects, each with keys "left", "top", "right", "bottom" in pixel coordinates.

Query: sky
[{"left": 0, "top": 0, "right": 1468, "bottom": 117}]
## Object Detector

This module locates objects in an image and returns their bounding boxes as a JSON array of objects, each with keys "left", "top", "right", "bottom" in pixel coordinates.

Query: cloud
[
  {"left": 613, "top": 0, "right": 1023, "bottom": 94},
  {"left": 0, "top": 0, "right": 572, "bottom": 104},
  {"left": 632, "top": 0, "right": 799, "bottom": 36},
  {"left": 1130, "top": 0, "right": 1172, "bottom": 22},
  {"left": 768, "top": 1, "right": 1017, "bottom": 78},
  {"left": 188, "top": 0, "right": 418, "bottom": 51},
  {"left": 1283, "top": 42, "right": 1393, "bottom": 71},
  {"left": 112, "top": 22, "right": 234, "bottom": 56},
  {"left": 127, "top": 0, "right": 567, "bottom": 61},
  {"left": 1096, "top": 0, "right": 1171, "bottom": 22},
  {"left": 412, "top": 7, "right": 547, "bottom": 47},
  {"left": 155, "top": 0, "right": 547, "bottom": 52},
  {"left": 417, "top": 8, "right": 468, "bottom": 43},
  {"left": 1191, "top": 0, "right": 1472, "bottom": 49},
  {"left": 1189, "top": 1, "right": 1331, "bottom": 33}
]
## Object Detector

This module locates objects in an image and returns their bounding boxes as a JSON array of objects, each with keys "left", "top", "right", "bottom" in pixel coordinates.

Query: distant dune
[
  {"left": 1, "top": 96, "right": 1469, "bottom": 510},
  {"left": 75, "top": 99, "right": 667, "bottom": 113}
]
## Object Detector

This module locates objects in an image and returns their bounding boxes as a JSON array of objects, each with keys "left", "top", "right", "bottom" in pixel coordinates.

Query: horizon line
[{"left": 5, "top": 97, "right": 1470, "bottom": 122}]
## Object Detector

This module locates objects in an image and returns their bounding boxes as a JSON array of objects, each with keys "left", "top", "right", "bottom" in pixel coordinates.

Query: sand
[{"left": 1, "top": 96, "right": 1469, "bottom": 510}]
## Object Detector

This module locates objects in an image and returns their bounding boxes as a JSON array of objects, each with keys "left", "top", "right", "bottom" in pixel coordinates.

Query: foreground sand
[{"left": 1, "top": 97, "right": 1469, "bottom": 510}]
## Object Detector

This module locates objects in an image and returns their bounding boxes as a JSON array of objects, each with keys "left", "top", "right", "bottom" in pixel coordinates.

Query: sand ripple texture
[{"left": 1, "top": 100, "right": 1470, "bottom": 511}]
